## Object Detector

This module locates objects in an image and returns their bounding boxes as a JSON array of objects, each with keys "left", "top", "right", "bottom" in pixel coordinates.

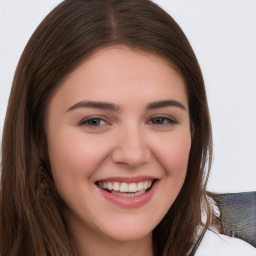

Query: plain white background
[{"left": 0, "top": 0, "right": 255, "bottom": 193}]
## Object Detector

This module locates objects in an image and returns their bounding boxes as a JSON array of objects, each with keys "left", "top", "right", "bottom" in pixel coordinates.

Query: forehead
[{"left": 49, "top": 46, "right": 188, "bottom": 110}]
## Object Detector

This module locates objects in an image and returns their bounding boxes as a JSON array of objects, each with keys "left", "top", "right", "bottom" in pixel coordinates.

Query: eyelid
[
  {"left": 78, "top": 116, "right": 109, "bottom": 127},
  {"left": 146, "top": 115, "right": 178, "bottom": 125}
]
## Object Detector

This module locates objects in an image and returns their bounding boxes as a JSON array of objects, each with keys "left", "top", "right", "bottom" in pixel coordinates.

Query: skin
[{"left": 46, "top": 46, "right": 191, "bottom": 256}]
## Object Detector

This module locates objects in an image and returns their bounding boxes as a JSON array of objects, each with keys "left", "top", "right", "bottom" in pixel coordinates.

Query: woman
[{"left": 0, "top": 1, "right": 255, "bottom": 255}]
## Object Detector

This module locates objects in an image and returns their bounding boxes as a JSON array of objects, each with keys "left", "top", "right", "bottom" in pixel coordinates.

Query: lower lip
[{"left": 96, "top": 181, "right": 159, "bottom": 209}]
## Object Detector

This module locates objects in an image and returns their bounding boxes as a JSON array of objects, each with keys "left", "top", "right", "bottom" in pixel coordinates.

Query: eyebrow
[
  {"left": 147, "top": 100, "right": 186, "bottom": 110},
  {"left": 66, "top": 99, "right": 186, "bottom": 112},
  {"left": 67, "top": 101, "right": 120, "bottom": 112}
]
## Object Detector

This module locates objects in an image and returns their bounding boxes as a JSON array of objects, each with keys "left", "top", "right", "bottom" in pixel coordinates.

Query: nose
[{"left": 111, "top": 126, "right": 151, "bottom": 168}]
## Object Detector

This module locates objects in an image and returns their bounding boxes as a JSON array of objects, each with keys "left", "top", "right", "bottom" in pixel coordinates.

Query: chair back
[{"left": 216, "top": 191, "right": 256, "bottom": 248}]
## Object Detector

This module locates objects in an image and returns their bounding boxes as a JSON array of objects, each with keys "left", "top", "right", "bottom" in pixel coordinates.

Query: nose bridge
[{"left": 111, "top": 123, "right": 150, "bottom": 167}]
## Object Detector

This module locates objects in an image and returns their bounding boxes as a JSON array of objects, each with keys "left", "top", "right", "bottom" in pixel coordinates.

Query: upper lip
[{"left": 96, "top": 175, "right": 158, "bottom": 183}]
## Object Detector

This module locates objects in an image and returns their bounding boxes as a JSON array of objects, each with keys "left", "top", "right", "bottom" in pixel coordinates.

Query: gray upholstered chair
[{"left": 215, "top": 191, "right": 256, "bottom": 248}]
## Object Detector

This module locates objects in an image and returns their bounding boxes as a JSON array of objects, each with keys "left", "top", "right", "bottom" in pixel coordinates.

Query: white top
[{"left": 195, "top": 230, "right": 256, "bottom": 256}]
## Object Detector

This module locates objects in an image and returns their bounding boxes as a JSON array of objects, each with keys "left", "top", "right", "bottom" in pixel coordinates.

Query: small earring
[
  {"left": 38, "top": 179, "right": 50, "bottom": 196},
  {"left": 38, "top": 163, "right": 51, "bottom": 197}
]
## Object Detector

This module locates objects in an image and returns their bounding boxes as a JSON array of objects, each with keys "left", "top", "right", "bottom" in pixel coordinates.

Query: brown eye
[
  {"left": 80, "top": 117, "right": 106, "bottom": 127},
  {"left": 150, "top": 116, "right": 176, "bottom": 125},
  {"left": 152, "top": 117, "right": 166, "bottom": 124}
]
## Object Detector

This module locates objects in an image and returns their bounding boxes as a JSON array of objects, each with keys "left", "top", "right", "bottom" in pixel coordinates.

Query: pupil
[
  {"left": 89, "top": 119, "right": 100, "bottom": 126},
  {"left": 155, "top": 117, "right": 163, "bottom": 124}
]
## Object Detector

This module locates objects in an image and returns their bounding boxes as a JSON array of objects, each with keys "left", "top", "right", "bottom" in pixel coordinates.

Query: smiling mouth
[{"left": 96, "top": 180, "right": 155, "bottom": 197}]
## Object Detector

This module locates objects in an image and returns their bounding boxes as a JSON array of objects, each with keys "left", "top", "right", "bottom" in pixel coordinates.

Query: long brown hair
[{"left": 0, "top": 1, "right": 213, "bottom": 255}]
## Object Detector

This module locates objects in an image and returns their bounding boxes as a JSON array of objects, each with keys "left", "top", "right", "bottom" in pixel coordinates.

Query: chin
[{"left": 97, "top": 217, "right": 157, "bottom": 243}]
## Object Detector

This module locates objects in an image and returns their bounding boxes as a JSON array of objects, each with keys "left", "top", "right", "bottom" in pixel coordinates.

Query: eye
[
  {"left": 148, "top": 116, "right": 177, "bottom": 126},
  {"left": 79, "top": 117, "right": 107, "bottom": 127}
]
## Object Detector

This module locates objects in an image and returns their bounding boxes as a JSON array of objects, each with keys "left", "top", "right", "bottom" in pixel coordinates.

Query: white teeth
[
  {"left": 112, "top": 190, "right": 145, "bottom": 197},
  {"left": 107, "top": 182, "right": 112, "bottom": 190},
  {"left": 128, "top": 183, "right": 137, "bottom": 192},
  {"left": 98, "top": 180, "right": 154, "bottom": 193},
  {"left": 137, "top": 182, "right": 144, "bottom": 191},
  {"left": 120, "top": 182, "right": 128, "bottom": 192},
  {"left": 113, "top": 182, "right": 119, "bottom": 191}
]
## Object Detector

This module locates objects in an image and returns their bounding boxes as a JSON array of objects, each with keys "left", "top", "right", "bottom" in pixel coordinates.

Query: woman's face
[{"left": 46, "top": 47, "right": 191, "bottom": 244}]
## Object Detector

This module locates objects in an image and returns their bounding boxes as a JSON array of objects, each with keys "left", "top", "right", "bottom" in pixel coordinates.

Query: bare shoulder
[{"left": 195, "top": 229, "right": 256, "bottom": 256}]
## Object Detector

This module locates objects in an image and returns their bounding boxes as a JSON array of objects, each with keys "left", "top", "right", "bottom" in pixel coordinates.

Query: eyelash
[
  {"left": 146, "top": 116, "right": 178, "bottom": 126},
  {"left": 78, "top": 117, "right": 108, "bottom": 127},
  {"left": 78, "top": 115, "right": 177, "bottom": 128}
]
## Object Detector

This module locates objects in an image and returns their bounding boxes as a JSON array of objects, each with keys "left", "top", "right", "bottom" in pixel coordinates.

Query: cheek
[
  {"left": 47, "top": 129, "right": 111, "bottom": 184},
  {"left": 148, "top": 130, "right": 191, "bottom": 222},
  {"left": 155, "top": 131, "right": 191, "bottom": 176}
]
